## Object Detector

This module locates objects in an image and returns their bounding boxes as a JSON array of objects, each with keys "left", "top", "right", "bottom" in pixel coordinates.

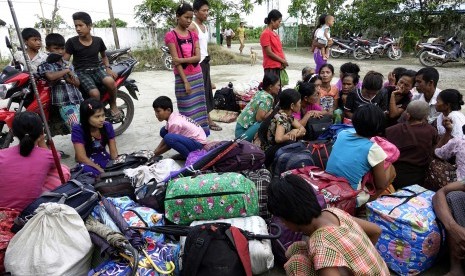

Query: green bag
[
  {"left": 280, "top": 69, "right": 289, "bottom": 86},
  {"left": 164, "top": 173, "right": 259, "bottom": 225}
]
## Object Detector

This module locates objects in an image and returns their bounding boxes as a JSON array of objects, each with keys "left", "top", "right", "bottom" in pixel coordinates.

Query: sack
[
  {"left": 304, "top": 115, "right": 333, "bottom": 141},
  {"left": 285, "top": 166, "right": 360, "bottom": 215},
  {"left": 164, "top": 173, "right": 259, "bottom": 225},
  {"left": 366, "top": 185, "right": 445, "bottom": 275},
  {"left": 424, "top": 158, "right": 457, "bottom": 191},
  {"left": 241, "top": 169, "right": 272, "bottom": 220},
  {"left": 210, "top": 109, "right": 239, "bottom": 123},
  {"left": 214, "top": 86, "right": 240, "bottom": 112},
  {"left": 272, "top": 142, "right": 314, "bottom": 177},
  {"left": 280, "top": 69, "right": 289, "bottom": 86},
  {"left": 0, "top": 208, "right": 19, "bottom": 273},
  {"left": 5, "top": 203, "right": 93, "bottom": 275},
  {"left": 184, "top": 217, "right": 274, "bottom": 275},
  {"left": 213, "top": 141, "right": 265, "bottom": 172},
  {"left": 94, "top": 170, "right": 135, "bottom": 199},
  {"left": 105, "top": 150, "right": 158, "bottom": 172},
  {"left": 306, "top": 140, "right": 333, "bottom": 170},
  {"left": 12, "top": 179, "right": 98, "bottom": 233}
]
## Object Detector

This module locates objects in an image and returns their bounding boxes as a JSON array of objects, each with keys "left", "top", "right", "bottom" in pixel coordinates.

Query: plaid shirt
[{"left": 37, "top": 61, "right": 83, "bottom": 106}]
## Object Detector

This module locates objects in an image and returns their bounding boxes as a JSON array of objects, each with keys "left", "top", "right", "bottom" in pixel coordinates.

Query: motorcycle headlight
[{"left": 0, "top": 83, "right": 15, "bottom": 99}]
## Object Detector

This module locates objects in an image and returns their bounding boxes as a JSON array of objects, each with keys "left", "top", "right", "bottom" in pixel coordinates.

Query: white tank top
[{"left": 192, "top": 21, "right": 209, "bottom": 62}]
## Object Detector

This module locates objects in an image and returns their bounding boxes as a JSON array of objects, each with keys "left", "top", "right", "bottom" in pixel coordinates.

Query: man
[
  {"left": 412, "top": 67, "right": 441, "bottom": 124},
  {"left": 189, "top": 0, "right": 222, "bottom": 131},
  {"left": 224, "top": 27, "right": 234, "bottom": 48}
]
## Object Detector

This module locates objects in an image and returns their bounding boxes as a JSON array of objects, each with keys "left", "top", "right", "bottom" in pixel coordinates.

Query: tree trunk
[{"left": 50, "top": 0, "right": 59, "bottom": 33}]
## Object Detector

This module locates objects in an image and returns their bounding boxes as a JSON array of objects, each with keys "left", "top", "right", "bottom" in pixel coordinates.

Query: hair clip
[
  {"left": 307, "top": 74, "right": 318, "bottom": 82},
  {"left": 88, "top": 103, "right": 92, "bottom": 110}
]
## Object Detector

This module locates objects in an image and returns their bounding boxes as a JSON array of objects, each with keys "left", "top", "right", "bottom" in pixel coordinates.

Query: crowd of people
[{"left": 1, "top": 1, "right": 465, "bottom": 275}]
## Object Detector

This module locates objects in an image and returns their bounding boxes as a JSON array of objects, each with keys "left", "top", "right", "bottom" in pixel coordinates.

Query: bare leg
[
  {"left": 88, "top": 88, "right": 100, "bottom": 99},
  {"left": 322, "top": 47, "right": 328, "bottom": 60},
  {"left": 444, "top": 236, "right": 465, "bottom": 276},
  {"left": 102, "top": 76, "right": 120, "bottom": 115}
]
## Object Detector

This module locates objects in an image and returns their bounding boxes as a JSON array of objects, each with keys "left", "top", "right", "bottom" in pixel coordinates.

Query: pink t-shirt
[
  {"left": 167, "top": 112, "right": 207, "bottom": 144},
  {"left": 293, "top": 104, "right": 323, "bottom": 120},
  {"left": 0, "top": 145, "right": 54, "bottom": 211},
  {"left": 164, "top": 30, "right": 202, "bottom": 75}
]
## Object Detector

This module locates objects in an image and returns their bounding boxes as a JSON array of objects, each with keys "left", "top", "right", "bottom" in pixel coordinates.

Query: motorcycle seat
[
  {"left": 105, "top": 47, "right": 130, "bottom": 58},
  {"left": 111, "top": 64, "right": 127, "bottom": 77}
]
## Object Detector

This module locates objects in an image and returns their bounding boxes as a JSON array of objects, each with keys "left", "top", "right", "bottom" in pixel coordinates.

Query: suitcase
[{"left": 242, "top": 169, "right": 272, "bottom": 220}]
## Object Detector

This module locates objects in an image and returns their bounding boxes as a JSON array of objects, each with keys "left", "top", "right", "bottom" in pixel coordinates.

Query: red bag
[
  {"left": 0, "top": 208, "right": 20, "bottom": 273},
  {"left": 285, "top": 166, "right": 362, "bottom": 215}
]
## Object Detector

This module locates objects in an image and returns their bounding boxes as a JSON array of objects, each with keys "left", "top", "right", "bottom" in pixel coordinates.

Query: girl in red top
[{"left": 260, "top": 9, "right": 288, "bottom": 84}]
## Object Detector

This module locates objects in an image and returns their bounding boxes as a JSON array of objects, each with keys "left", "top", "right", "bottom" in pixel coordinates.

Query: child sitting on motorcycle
[
  {"left": 63, "top": 12, "right": 122, "bottom": 121},
  {"left": 37, "top": 33, "right": 84, "bottom": 131},
  {"left": 71, "top": 98, "right": 118, "bottom": 176},
  {"left": 12, "top": 28, "right": 48, "bottom": 73},
  {"left": 315, "top": 15, "right": 335, "bottom": 60}
]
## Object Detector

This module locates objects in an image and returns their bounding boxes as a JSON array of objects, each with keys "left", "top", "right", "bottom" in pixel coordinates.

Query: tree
[
  {"left": 34, "top": 14, "right": 67, "bottom": 29},
  {"left": 94, "top": 18, "right": 128, "bottom": 28}
]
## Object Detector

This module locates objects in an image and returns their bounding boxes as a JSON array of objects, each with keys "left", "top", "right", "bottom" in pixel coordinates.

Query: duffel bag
[
  {"left": 367, "top": 185, "right": 445, "bottom": 275},
  {"left": 164, "top": 172, "right": 259, "bottom": 225},
  {"left": 306, "top": 140, "right": 333, "bottom": 170},
  {"left": 304, "top": 115, "right": 332, "bottom": 141},
  {"left": 11, "top": 179, "right": 98, "bottom": 233},
  {"left": 272, "top": 142, "right": 314, "bottom": 177},
  {"left": 213, "top": 141, "right": 265, "bottom": 172},
  {"left": 94, "top": 170, "right": 135, "bottom": 199},
  {"left": 241, "top": 169, "right": 272, "bottom": 220}
]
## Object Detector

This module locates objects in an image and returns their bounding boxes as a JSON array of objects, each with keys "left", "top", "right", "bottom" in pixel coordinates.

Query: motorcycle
[
  {"left": 417, "top": 35, "right": 465, "bottom": 67},
  {"left": 330, "top": 33, "right": 362, "bottom": 58},
  {"left": 353, "top": 36, "right": 402, "bottom": 60},
  {"left": 0, "top": 37, "right": 139, "bottom": 148},
  {"left": 106, "top": 47, "right": 133, "bottom": 65},
  {"left": 160, "top": 45, "right": 173, "bottom": 71}
]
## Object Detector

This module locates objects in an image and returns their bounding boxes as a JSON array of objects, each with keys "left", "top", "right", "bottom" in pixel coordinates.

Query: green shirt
[{"left": 237, "top": 90, "right": 274, "bottom": 128}]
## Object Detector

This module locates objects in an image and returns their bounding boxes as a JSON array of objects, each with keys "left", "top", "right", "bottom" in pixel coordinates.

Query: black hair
[
  {"left": 352, "top": 104, "right": 386, "bottom": 137},
  {"left": 297, "top": 82, "right": 316, "bottom": 100},
  {"left": 267, "top": 174, "right": 322, "bottom": 225},
  {"left": 340, "top": 62, "right": 360, "bottom": 75},
  {"left": 72, "top": 12, "right": 92, "bottom": 25},
  {"left": 438, "top": 89, "right": 464, "bottom": 111},
  {"left": 398, "top": 69, "right": 417, "bottom": 85},
  {"left": 12, "top": 111, "right": 43, "bottom": 157},
  {"left": 177, "top": 3, "right": 194, "bottom": 17},
  {"left": 362, "top": 71, "right": 384, "bottom": 91},
  {"left": 319, "top": 63, "right": 334, "bottom": 75},
  {"left": 342, "top": 73, "right": 360, "bottom": 85},
  {"left": 193, "top": 0, "right": 209, "bottom": 11},
  {"left": 262, "top": 72, "right": 280, "bottom": 91},
  {"left": 45, "top": 33, "right": 65, "bottom": 48},
  {"left": 79, "top": 98, "right": 108, "bottom": 155},
  {"left": 264, "top": 9, "right": 282, "bottom": 25},
  {"left": 463, "top": 124, "right": 465, "bottom": 135},
  {"left": 152, "top": 96, "right": 173, "bottom": 111},
  {"left": 316, "top": 14, "right": 327, "bottom": 28},
  {"left": 416, "top": 67, "right": 439, "bottom": 88},
  {"left": 391, "top": 67, "right": 407, "bottom": 84},
  {"left": 21, "top": 28, "right": 41, "bottom": 40}
]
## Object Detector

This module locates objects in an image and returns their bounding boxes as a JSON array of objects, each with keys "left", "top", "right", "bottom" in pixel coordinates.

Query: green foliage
[
  {"left": 94, "top": 18, "right": 128, "bottom": 28},
  {"left": 134, "top": 0, "right": 178, "bottom": 26},
  {"left": 34, "top": 14, "right": 67, "bottom": 29}
]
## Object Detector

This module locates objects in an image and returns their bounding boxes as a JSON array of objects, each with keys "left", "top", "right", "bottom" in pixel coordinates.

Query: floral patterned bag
[{"left": 164, "top": 173, "right": 259, "bottom": 225}]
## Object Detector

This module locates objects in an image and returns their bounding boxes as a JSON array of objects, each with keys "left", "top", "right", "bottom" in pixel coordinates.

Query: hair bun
[{"left": 264, "top": 17, "right": 269, "bottom": 24}]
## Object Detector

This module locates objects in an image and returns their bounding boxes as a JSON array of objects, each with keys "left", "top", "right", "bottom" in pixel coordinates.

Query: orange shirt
[{"left": 320, "top": 85, "right": 339, "bottom": 111}]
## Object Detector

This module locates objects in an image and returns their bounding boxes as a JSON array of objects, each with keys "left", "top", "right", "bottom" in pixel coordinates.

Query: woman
[
  {"left": 235, "top": 73, "right": 280, "bottom": 141},
  {"left": 319, "top": 64, "right": 339, "bottom": 113},
  {"left": 294, "top": 82, "right": 326, "bottom": 126},
  {"left": 435, "top": 89, "right": 465, "bottom": 138},
  {"left": 260, "top": 9, "right": 288, "bottom": 84},
  {"left": 0, "top": 112, "right": 56, "bottom": 211},
  {"left": 312, "top": 14, "right": 328, "bottom": 74},
  {"left": 164, "top": 3, "right": 210, "bottom": 135},
  {"left": 72, "top": 98, "right": 118, "bottom": 176},
  {"left": 386, "top": 70, "right": 416, "bottom": 127}
]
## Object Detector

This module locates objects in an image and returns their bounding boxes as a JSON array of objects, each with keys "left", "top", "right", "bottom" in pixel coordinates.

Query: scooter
[
  {"left": 418, "top": 35, "right": 465, "bottom": 67},
  {"left": 161, "top": 45, "right": 173, "bottom": 71},
  {"left": 0, "top": 37, "right": 139, "bottom": 148}
]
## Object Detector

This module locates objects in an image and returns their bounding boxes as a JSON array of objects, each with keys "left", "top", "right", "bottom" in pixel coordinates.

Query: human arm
[
  {"left": 38, "top": 133, "right": 48, "bottom": 149},
  {"left": 108, "top": 138, "right": 118, "bottom": 160},
  {"left": 318, "top": 267, "right": 342, "bottom": 276},
  {"left": 370, "top": 161, "right": 389, "bottom": 198},
  {"left": 290, "top": 118, "right": 306, "bottom": 139},
  {"left": 389, "top": 89, "right": 406, "bottom": 118},
  {"left": 435, "top": 117, "right": 453, "bottom": 149},
  {"left": 343, "top": 92, "right": 355, "bottom": 119},
  {"left": 263, "top": 46, "right": 288, "bottom": 67},
  {"left": 100, "top": 51, "right": 117, "bottom": 79},
  {"left": 352, "top": 217, "right": 382, "bottom": 245},
  {"left": 324, "top": 28, "right": 331, "bottom": 41},
  {"left": 154, "top": 138, "right": 171, "bottom": 156},
  {"left": 167, "top": 42, "right": 191, "bottom": 94},
  {"left": 175, "top": 40, "right": 201, "bottom": 65},
  {"left": 299, "top": 110, "right": 324, "bottom": 126},
  {"left": 73, "top": 143, "right": 104, "bottom": 173}
]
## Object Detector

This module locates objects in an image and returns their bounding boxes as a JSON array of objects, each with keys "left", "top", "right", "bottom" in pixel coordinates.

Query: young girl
[
  {"left": 235, "top": 73, "right": 280, "bottom": 141},
  {"left": 315, "top": 15, "right": 335, "bottom": 60},
  {"left": 165, "top": 3, "right": 210, "bottom": 136},
  {"left": 294, "top": 82, "right": 325, "bottom": 126},
  {"left": 435, "top": 89, "right": 465, "bottom": 138},
  {"left": 319, "top": 64, "right": 339, "bottom": 113},
  {"left": 338, "top": 73, "right": 359, "bottom": 110},
  {"left": 259, "top": 88, "right": 306, "bottom": 167},
  {"left": 387, "top": 70, "right": 416, "bottom": 127},
  {"left": 72, "top": 98, "right": 118, "bottom": 176}
]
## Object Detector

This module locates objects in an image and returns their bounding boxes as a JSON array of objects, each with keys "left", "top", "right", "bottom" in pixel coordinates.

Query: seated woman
[
  {"left": 0, "top": 112, "right": 56, "bottom": 211},
  {"left": 386, "top": 101, "right": 438, "bottom": 189},
  {"left": 294, "top": 82, "right": 325, "bottom": 125},
  {"left": 338, "top": 73, "right": 359, "bottom": 110},
  {"left": 72, "top": 98, "right": 118, "bottom": 176},
  {"left": 386, "top": 70, "right": 416, "bottom": 127},
  {"left": 435, "top": 121, "right": 465, "bottom": 182},
  {"left": 258, "top": 88, "right": 306, "bottom": 167},
  {"left": 435, "top": 89, "right": 465, "bottom": 138},
  {"left": 267, "top": 174, "right": 390, "bottom": 276},
  {"left": 235, "top": 73, "right": 280, "bottom": 141},
  {"left": 326, "top": 104, "right": 391, "bottom": 205},
  {"left": 318, "top": 64, "right": 339, "bottom": 113}
]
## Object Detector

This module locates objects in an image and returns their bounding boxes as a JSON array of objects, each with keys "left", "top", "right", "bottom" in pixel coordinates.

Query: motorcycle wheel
[
  {"left": 0, "top": 130, "right": 14, "bottom": 149},
  {"left": 107, "top": 90, "right": 135, "bottom": 136},
  {"left": 353, "top": 47, "right": 369, "bottom": 60},
  {"left": 387, "top": 47, "right": 402, "bottom": 60},
  {"left": 163, "top": 54, "right": 173, "bottom": 71},
  {"left": 419, "top": 51, "right": 441, "bottom": 67},
  {"left": 330, "top": 45, "right": 342, "bottom": 58}
]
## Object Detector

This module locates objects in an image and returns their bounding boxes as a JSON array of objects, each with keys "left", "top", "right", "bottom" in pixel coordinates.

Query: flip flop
[
  {"left": 110, "top": 109, "right": 124, "bottom": 122},
  {"left": 209, "top": 124, "right": 222, "bottom": 131}
]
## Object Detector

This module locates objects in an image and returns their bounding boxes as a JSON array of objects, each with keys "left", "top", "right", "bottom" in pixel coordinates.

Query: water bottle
[{"left": 333, "top": 109, "right": 342, "bottom": 124}]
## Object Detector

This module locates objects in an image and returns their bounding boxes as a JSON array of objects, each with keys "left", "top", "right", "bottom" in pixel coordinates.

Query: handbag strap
[
  {"left": 201, "top": 141, "right": 238, "bottom": 171},
  {"left": 381, "top": 188, "right": 428, "bottom": 215}
]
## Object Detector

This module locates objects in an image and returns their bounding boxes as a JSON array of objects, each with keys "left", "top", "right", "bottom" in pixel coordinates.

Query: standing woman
[
  {"left": 260, "top": 9, "right": 288, "bottom": 84},
  {"left": 164, "top": 3, "right": 210, "bottom": 135},
  {"left": 312, "top": 14, "right": 328, "bottom": 74}
]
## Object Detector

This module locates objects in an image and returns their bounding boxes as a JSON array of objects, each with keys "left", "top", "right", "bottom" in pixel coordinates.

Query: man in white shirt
[
  {"left": 224, "top": 28, "right": 235, "bottom": 48},
  {"left": 412, "top": 67, "right": 441, "bottom": 124}
]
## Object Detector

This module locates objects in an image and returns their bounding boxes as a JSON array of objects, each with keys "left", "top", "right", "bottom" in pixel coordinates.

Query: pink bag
[
  {"left": 362, "top": 136, "right": 399, "bottom": 187},
  {"left": 42, "top": 164, "right": 71, "bottom": 192}
]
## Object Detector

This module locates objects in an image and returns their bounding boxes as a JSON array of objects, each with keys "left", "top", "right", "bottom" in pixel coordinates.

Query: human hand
[
  {"left": 185, "top": 82, "right": 192, "bottom": 94},
  {"left": 172, "top": 57, "right": 181, "bottom": 66},
  {"left": 282, "top": 60, "right": 289, "bottom": 68},
  {"left": 308, "top": 111, "right": 323, "bottom": 118},
  {"left": 450, "top": 223, "right": 465, "bottom": 258},
  {"left": 388, "top": 71, "right": 396, "bottom": 85},
  {"left": 106, "top": 68, "right": 118, "bottom": 80},
  {"left": 442, "top": 117, "right": 453, "bottom": 133}
]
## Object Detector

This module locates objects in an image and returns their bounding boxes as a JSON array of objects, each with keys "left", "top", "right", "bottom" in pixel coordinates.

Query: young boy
[
  {"left": 38, "top": 33, "right": 84, "bottom": 130},
  {"left": 153, "top": 96, "right": 207, "bottom": 158},
  {"left": 12, "top": 28, "right": 48, "bottom": 73},
  {"left": 63, "top": 12, "right": 122, "bottom": 120},
  {"left": 315, "top": 15, "right": 335, "bottom": 60}
]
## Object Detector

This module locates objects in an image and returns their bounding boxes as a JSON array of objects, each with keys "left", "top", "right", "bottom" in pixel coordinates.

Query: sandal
[
  {"left": 209, "top": 124, "right": 222, "bottom": 131},
  {"left": 110, "top": 109, "right": 124, "bottom": 122}
]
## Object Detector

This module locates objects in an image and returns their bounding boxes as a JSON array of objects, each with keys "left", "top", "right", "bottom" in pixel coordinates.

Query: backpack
[
  {"left": 306, "top": 140, "right": 333, "bottom": 170},
  {"left": 272, "top": 142, "right": 315, "bottom": 177},
  {"left": 214, "top": 85, "right": 240, "bottom": 112},
  {"left": 94, "top": 170, "right": 135, "bottom": 199},
  {"left": 213, "top": 141, "right": 265, "bottom": 172},
  {"left": 304, "top": 115, "right": 333, "bottom": 141}
]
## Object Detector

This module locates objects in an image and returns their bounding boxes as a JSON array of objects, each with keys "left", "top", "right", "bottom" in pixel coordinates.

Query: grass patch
[
  {"left": 131, "top": 48, "right": 163, "bottom": 71},
  {"left": 0, "top": 59, "right": 10, "bottom": 69},
  {"left": 208, "top": 44, "right": 249, "bottom": 66}
]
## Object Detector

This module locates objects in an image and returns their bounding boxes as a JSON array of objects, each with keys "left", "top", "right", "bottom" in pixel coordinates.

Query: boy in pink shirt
[{"left": 153, "top": 96, "right": 207, "bottom": 158}]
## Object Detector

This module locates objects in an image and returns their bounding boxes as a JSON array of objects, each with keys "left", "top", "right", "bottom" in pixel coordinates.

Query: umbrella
[{"left": 6, "top": 0, "right": 65, "bottom": 183}]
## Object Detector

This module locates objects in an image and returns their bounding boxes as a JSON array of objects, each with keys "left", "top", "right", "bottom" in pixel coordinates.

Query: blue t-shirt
[{"left": 326, "top": 130, "right": 386, "bottom": 189}]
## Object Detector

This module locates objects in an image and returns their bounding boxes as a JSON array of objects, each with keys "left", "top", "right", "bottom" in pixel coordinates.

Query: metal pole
[
  {"left": 107, "top": 0, "right": 120, "bottom": 49},
  {"left": 7, "top": 0, "right": 66, "bottom": 183}
]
